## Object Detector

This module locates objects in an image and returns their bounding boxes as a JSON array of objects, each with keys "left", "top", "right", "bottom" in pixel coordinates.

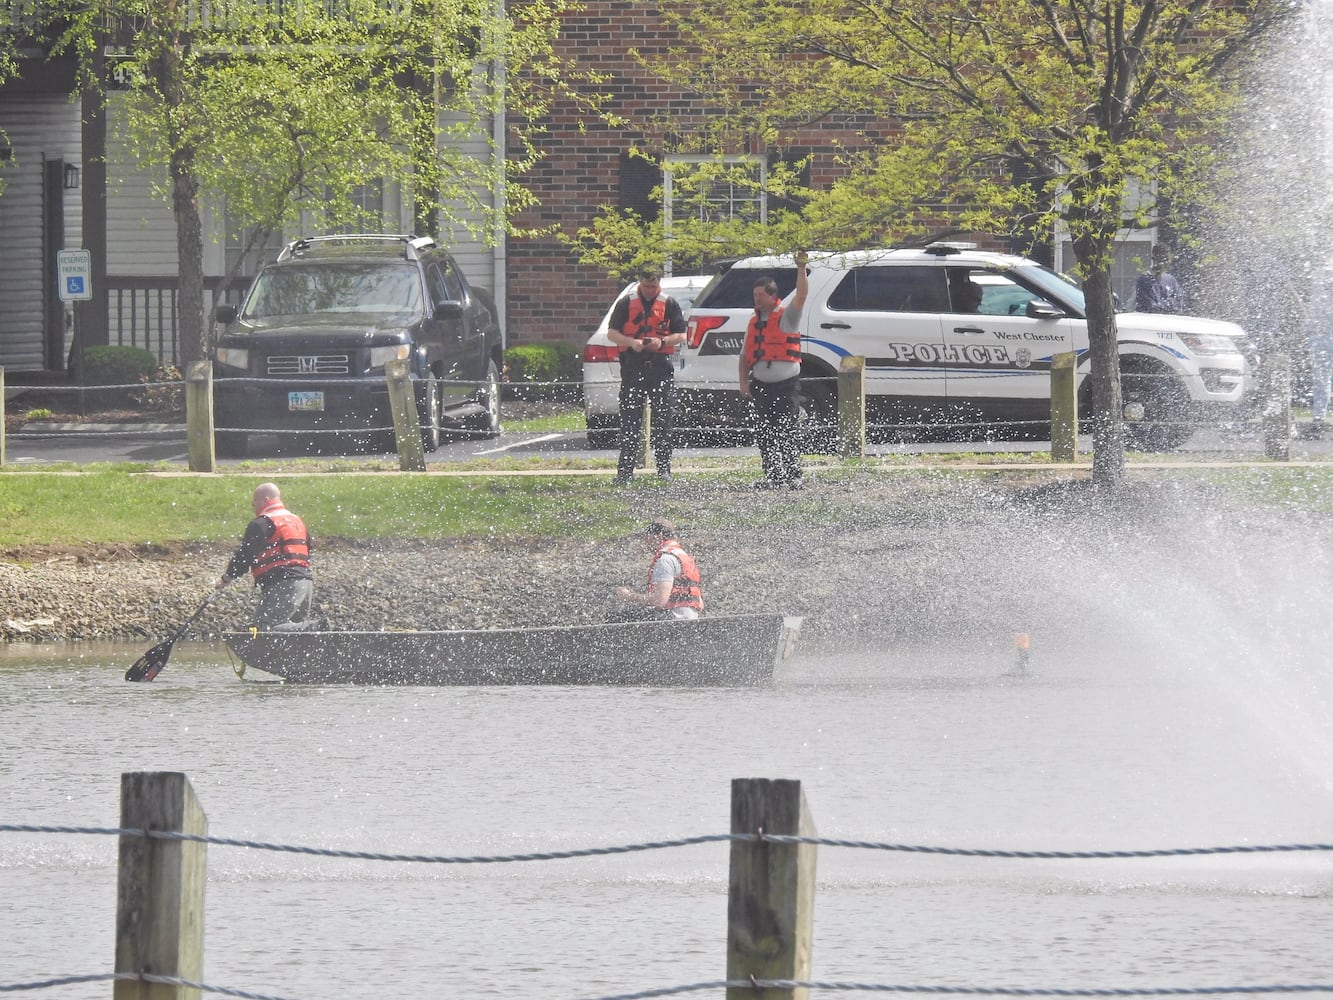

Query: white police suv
[{"left": 677, "top": 243, "right": 1251, "bottom": 450}]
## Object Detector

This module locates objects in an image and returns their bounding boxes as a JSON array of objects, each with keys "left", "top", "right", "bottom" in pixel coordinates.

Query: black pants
[
  {"left": 750, "top": 376, "right": 802, "bottom": 484},
  {"left": 617, "top": 361, "right": 677, "bottom": 479}
]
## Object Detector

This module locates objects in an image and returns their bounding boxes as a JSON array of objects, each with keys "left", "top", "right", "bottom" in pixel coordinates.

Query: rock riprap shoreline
[{"left": 0, "top": 475, "right": 1321, "bottom": 652}]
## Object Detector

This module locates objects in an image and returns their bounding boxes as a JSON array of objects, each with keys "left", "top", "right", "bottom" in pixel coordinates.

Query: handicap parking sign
[{"left": 57, "top": 249, "right": 92, "bottom": 302}]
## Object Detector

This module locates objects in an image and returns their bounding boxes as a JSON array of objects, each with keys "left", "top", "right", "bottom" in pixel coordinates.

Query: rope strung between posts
[
  {"left": 8, "top": 827, "right": 1333, "bottom": 998},
  {"left": 8, "top": 972, "right": 1333, "bottom": 1000},
  {"left": 0, "top": 971, "right": 288, "bottom": 998},
  {"left": 4, "top": 824, "right": 1333, "bottom": 863},
  {"left": 584, "top": 985, "right": 1333, "bottom": 1000}
]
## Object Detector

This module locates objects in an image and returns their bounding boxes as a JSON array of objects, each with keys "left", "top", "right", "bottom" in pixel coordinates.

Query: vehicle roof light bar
[{"left": 923, "top": 241, "right": 979, "bottom": 256}]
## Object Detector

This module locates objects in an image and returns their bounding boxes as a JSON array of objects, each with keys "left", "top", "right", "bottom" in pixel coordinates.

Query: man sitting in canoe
[
  {"left": 216, "top": 482, "right": 328, "bottom": 632},
  {"left": 611, "top": 518, "right": 704, "bottom": 621}
]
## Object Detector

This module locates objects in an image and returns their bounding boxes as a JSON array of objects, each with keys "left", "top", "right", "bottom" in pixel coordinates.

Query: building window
[
  {"left": 1052, "top": 177, "right": 1156, "bottom": 306},
  {"left": 223, "top": 214, "right": 285, "bottom": 282},
  {"left": 1055, "top": 237, "right": 1154, "bottom": 308},
  {"left": 330, "top": 181, "right": 385, "bottom": 232},
  {"left": 663, "top": 154, "right": 766, "bottom": 228},
  {"left": 223, "top": 179, "right": 386, "bottom": 279}
]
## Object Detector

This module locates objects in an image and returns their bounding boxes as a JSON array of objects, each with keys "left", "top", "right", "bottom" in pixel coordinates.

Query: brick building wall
[{"left": 504, "top": 1, "right": 895, "bottom": 351}]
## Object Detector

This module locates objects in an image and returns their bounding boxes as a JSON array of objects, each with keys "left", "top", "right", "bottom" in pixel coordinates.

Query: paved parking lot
[{"left": 6, "top": 416, "right": 1333, "bottom": 467}]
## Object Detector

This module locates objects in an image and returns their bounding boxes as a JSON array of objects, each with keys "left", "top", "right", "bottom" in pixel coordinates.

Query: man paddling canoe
[{"left": 216, "top": 482, "right": 328, "bottom": 632}]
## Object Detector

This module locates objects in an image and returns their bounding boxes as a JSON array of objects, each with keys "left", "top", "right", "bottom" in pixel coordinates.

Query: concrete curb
[{"left": 7, "top": 423, "right": 185, "bottom": 438}]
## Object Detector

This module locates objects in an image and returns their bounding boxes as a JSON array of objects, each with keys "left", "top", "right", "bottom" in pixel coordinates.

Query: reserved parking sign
[{"left": 57, "top": 249, "right": 92, "bottom": 302}]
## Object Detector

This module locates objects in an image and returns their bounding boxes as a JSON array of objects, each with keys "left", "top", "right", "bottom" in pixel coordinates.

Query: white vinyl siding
[
  {"left": 0, "top": 95, "right": 81, "bottom": 370},
  {"left": 0, "top": 74, "right": 504, "bottom": 368},
  {"left": 434, "top": 90, "right": 504, "bottom": 328},
  {"left": 105, "top": 95, "right": 177, "bottom": 275}
]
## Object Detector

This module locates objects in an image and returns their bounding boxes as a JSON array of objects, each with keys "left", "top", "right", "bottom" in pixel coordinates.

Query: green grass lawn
[
  {"left": 4, "top": 459, "right": 1333, "bottom": 550},
  {"left": 6, "top": 399, "right": 1333, "bottom": 548}
]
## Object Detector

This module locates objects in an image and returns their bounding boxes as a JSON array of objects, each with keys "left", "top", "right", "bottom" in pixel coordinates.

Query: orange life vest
[
  {"left": 251, "top": 501, "right": 311, "bottom": 580},
  {"left": 743, "top": 303, "right": 801, "bottom": 367},
  {"left": 648, "top": 540, "right": 704, "bottom": 613},
  {"left": 623, "top": 296, "right": 676, "bottom": 355}
]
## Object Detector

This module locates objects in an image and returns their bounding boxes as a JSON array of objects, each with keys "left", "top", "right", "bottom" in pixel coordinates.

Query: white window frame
[
  {"left": 1053, "top": 178, "right": 1157, "bottom": 307},
  {"left": 663, "top": 153, "right": 767, "bottom": 230}
]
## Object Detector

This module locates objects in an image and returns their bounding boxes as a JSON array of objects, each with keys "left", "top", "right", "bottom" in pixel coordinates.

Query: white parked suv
[
  {"left": 677, "top": 243, "right": 1252, "bottom": 450},
  {"left": 582, "top": 274, "right": 712, "bottom": 448}
]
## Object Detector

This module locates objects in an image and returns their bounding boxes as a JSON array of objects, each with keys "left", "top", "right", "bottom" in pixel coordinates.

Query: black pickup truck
[{"left": 212, "top": 234, "right": 504, "bottom": 457}]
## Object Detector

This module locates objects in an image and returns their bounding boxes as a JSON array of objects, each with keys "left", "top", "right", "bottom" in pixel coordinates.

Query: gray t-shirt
[
  {"left": 650, "top": 552, "right": 699, "bottom": 620},
  {"left": 749, "top": 300, "right": 803, "bottom": 383}
]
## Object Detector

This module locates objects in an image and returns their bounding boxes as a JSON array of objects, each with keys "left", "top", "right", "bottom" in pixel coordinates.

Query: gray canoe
[{"left": 224, "top": 614, "right": 803, "bottom": 686}]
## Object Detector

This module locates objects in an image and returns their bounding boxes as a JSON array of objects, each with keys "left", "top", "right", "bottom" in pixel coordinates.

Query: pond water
[{"left": 4, "top": 631, "right": 1333, "bottom": 999}]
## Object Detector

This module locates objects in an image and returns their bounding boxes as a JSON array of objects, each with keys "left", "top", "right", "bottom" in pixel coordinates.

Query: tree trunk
[
  {"left": 172, "top": 163, "right": 205, "bottom": 369},
  {"left": 1079, "top": 265, "right": 1126, "bottom": 486},
  {"left": 160, "top": 15, "right": 206, "bottom": 370}
]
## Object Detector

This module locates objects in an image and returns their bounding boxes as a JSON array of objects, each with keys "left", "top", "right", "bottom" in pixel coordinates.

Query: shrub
[
  {"left": 130, "top": 365, "right": 185, "bottom": 415},
  {"left": 82, "top": 345, "right": 160, "bottom": 387},
  {"left": 503, "top": 343, "right": 582, "bottom": 402},
  {"left": 79, "top": 346, "right": 161, "bottom": 410}
]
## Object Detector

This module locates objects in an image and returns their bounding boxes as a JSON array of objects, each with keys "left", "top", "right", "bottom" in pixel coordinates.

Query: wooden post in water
[
  {"left": 386, "top": 359, "right": 426, "bottom": 472},
  {"left": 184, "top": 361, "right": 214, "bottom": 474},
  {"left": 727, "top": 778, "right": 817, "bottom": 1000},
  {"left": 1262, "top": 352, "right": 1291, "bottom": 461},
  {"left": 837, "top": 356, "right": 866, "bottom": 459},
  {"left": 115, "top": 771, "right": 207, "bottom": 1000},
  {"left": 1049, "top": 351, "right": 1078, "bottom": 462}
]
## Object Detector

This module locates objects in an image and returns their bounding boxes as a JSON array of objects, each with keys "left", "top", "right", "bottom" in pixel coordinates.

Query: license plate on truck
[{"left": 289, "top": 391, "right": 325, "bottom": 412}]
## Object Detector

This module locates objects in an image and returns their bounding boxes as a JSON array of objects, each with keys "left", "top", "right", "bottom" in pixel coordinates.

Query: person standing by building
[
  {"left": 739, "top": 249, "right": 810, "bottom": 489},
  {"left": 611, "top": 518, "right": 704, "bottom": 621},
  {"left": 1303, "top": 272, "right": 1333, "bottom": 439},
  {"left": 216, "top": 482, "right": 326, "bottom": 631},
  {"left": 1135, "top": 244, "right": 1184, "bottom": 314},
  {"left": 606, "top": 268, "right": 689, "bottom": 484}
]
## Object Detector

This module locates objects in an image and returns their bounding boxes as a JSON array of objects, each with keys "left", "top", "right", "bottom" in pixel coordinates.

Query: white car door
[
  {"left": 806, "top": 264, "right": 949, "bottom": 411},
  {"left": 940, "top": 267, "right": 1078, "bottom": 416}
]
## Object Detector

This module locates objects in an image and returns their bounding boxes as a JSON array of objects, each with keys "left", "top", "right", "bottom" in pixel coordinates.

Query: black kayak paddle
[{"left": 124, "top": 591, "right": 219, "bottom": 682}]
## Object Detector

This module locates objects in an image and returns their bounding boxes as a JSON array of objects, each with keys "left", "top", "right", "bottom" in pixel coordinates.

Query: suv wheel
[
  {"left": 468, "top": 359, "right": 502, "bottom": 439},
  {"left": 1121, "top": 360, "right": 1194, "bottom": 451},
  {"left": 418, "top": 375, "right": 441, "bottom": 453}
]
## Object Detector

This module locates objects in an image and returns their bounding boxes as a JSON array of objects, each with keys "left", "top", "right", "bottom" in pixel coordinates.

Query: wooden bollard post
[
  {"left": 184, "top": 361, "right": 215, "bottom": 474},
  {"left": 727, "top": 778, "right": 817, "bottom": 1000},
  {"left": 1049, "top": 351, "right": 1078, "bottom": 462},
  {"left": 386, "top": 359, "right": 427, "bottom": 472},
  {"left": 1262, "top": 352, "right": 1291, "bottom": 462},
  {"left": 637, "top": 400, "right": 651, "bottom": 470},
  {"left": 1, "top": 365, "right": 6, "bottom": 467},
  {"left": 115, "top": 772, "right": 207, "bottom": 1000},
  {"left": 837, "top": 357, "right": 866, "bottom": 459}
]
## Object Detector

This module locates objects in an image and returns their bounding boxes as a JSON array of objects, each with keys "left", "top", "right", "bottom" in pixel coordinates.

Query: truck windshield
[{"left": 242, "top": 263, "right": 425, "bottom": 321}]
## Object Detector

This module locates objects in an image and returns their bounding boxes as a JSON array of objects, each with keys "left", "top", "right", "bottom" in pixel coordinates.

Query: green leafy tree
[
  {"left": 0, "top": 18, "right": 30, "bottom": 198},
  {"left": 577, "top": 0, "right": 1298, "bottom": 484},
  {"left": 46, "top": 0, "right": 607, "bottom": 368}
]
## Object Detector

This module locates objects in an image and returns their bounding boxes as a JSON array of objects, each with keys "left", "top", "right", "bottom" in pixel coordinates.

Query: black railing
[{"left": 106, "top": 276, "right": 249, "bottom": 366}]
